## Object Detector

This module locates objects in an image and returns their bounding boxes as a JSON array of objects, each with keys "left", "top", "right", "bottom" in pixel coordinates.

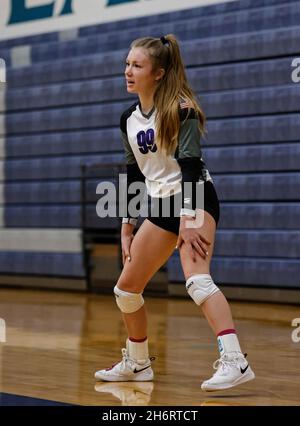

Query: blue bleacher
[
  {"left": 214, "top": 173, "right": 300, "bottom": 201},
  {"left": 6, "top": 28, "right": 300, "bottom": 88},
  {"left": 4, "top": 115, "right": 300, "bottom": 159},
  {"left": 4, "top": 104, "right": 124, "bottom": 134},
  {"left": 5, "top": 129, "right": 122, "bottom": 157},
  {"left": 1, "top": 0, "right": 299, "bottom": 289},
  {"left": 4, "top": 181, "right": 81, "bottom": 203},
  {"left": 4, "top": 84, "right": 300, "bottom": 135},
  {"left": 5, "top": 206, "right": 81, "bottom": 228},
  {"left": 1, "top": 1, "right": 299, "bottom": 67},
  {"left": 0, "top": 0, "right": 292, "bottom": 51},
  {"left": 3, "top": 143, "right": 300, "bottom": 181},
  {"left": 4, "top": 154, "right": 123, "bottom": 180},
  {"left": 4, "top": 60, "right": 297, "bottom": 112},
  {"left": 213, "top": 230, "right": 300, "bottom": 258},
  {"left": 0, "top": 252, "right": 85, "bottom": 276},
  {"left": 168, "top": 254, "right": 300, "bottom": 288},
  {"left": 79, "top": 0, "right": 294, "bottom": 37},
  {"left": 219, "top": 203, "right": 300, "bottom": 229},
  {"left": 206, "top": 114, "right": 300, "bottom": 146}
]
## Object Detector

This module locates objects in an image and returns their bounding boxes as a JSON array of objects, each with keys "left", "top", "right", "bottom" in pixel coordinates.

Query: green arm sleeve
[
  {"left": 177, "top": 112, "right": 202, "bottom": 159},
  {"left": 121, "top": 130, "right": 136, "bottom": 165}
]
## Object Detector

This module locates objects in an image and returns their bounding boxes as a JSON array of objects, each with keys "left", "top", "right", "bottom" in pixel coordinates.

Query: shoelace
[
  {"left": 213, "top": 357, "right": 237, "bottom": 374},
  {"left": 105, "top": 348, "right": 128, "bottom": 371},
  {"left": 106, "top": 349, "right": 156, "bottom": 372},
  {"left": 118, "top": 348, "right": 131, "bottom": 372},
  {"left": 212, "top": 352, "right": 246, "bottom": 374}
]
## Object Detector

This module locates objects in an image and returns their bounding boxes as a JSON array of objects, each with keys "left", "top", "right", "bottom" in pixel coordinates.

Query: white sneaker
[
  {"left": 95, "top": 382, "right": 154, "bottom": 405},
  {"left": 201, "top": 352, "right": 255, "bottom": 392},
  {"left": 94, "top": 348, "right": 154, "bottom": 382}
]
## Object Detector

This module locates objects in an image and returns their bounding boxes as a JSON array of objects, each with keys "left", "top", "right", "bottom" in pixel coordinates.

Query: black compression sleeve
[
  {"left": 126, "top": 163, "right": 146, "bottom": 218},
  {"left": 177, "top": 157, "right": 204, "bottom": 211}
]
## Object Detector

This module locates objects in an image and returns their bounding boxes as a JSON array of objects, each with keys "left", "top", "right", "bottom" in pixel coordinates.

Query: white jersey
[{"left": 120, "top": 99, "right": 212, "bottom": 198}]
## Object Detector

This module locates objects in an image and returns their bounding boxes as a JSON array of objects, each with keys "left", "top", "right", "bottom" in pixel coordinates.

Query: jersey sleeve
[
  {"left": 177, "top": 106, "right": 202, "bottom": 159},
  {"left": 176, "top": 106, "right": 205, "bottom": 216},
  {"left": 121, "top": 130, "right": 136, "bottom": 165}
]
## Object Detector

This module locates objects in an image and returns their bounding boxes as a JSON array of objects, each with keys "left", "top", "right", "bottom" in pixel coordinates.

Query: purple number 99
[{"left": 137, "top": 129, "right": 157, "bottom": 154}]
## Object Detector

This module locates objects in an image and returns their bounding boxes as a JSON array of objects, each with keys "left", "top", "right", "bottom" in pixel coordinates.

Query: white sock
[
  {"left": 217, "top": 333, "right": 242, "bottom": 356},
  {"left": 127, "top": 338, "right": 149, "bottom": 363}
]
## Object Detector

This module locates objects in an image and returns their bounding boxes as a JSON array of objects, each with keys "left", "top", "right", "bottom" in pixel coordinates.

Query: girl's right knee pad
[
  {"left": 186, "top": 274, "right": 220, "bottom": 306},
  {"left": 114, "top": 285, "right": 144, "bottom": 313}
]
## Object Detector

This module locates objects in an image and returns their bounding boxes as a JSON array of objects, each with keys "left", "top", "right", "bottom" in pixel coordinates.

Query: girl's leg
[
  {"left": 179, "top": 210, "right": 255, "bottom": 390},
  {"left": 179, "top": 210, "right": 235, "bottom": 335},
  {"left": 95, "top": 219, "right": 177, "bottom": 381},
  {"left": 117, "top": 219, "right": 177, "bottom": 339}
]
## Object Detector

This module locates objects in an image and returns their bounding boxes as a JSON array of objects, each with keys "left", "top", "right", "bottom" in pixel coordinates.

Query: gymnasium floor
[{"left": 0, "top": 288, "right": 299, "bottom": 406}]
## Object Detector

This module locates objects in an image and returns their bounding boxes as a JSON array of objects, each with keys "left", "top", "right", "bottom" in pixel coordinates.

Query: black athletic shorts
[{"left": 147, "top": 181, "right": 220, "bottom": 236}]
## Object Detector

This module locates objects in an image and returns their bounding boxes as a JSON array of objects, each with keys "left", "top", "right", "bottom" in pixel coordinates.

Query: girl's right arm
[{"left": 121, "top": 223, "right": 135, "bottom": 265}]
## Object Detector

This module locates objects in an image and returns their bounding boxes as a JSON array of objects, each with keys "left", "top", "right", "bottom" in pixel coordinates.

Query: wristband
[
  {"left": 180, "top": 208, "right": 196, "bottom": 218},
  {"left": 122, "top": 217, "right": 138, "bottom": 226}
]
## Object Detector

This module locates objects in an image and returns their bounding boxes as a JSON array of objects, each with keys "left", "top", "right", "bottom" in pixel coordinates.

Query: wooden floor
[{"left": 0, "top": 287, "right": 300, "bottom": 406}]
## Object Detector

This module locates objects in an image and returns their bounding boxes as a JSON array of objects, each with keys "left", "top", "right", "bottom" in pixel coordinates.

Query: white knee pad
[
  {"left": 114, "top": 285, "right": 144, "bottom": 314},
  {"left": 186, "top": 274, "right": 220, "bottom": 306}
]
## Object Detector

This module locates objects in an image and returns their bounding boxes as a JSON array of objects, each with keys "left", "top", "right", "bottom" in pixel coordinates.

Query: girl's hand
[
  {"left": 121, "top": 224, "right": 135, "bottom": 265},
  {"left": 176, "top": 216, "right": 211, "bottom": 262}
]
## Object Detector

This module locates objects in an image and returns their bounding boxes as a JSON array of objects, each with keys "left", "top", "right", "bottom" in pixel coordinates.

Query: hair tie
[{"left": 160, "top": 36, "right": 169, "bottom": 46}]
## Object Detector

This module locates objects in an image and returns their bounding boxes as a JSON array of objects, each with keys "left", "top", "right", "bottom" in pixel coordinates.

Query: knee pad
[
  {"left": 186, "top": 274, "right": 220, "bottom": 306},
  {"left": 114, "top": 285, "right": 144, "bottom": 314}
]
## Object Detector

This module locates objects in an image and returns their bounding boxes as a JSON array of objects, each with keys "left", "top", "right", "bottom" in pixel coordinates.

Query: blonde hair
[{"left": 130, "top": 34, "right": 206, "bottom": 156}]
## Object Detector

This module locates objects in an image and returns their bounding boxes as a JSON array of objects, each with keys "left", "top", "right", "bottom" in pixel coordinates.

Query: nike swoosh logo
[
  {"left": 240, "top": 364, "right": 249, "bottom": 374},
  {"left": 133, "top": 365, "right": 150, "bottom": 374}
]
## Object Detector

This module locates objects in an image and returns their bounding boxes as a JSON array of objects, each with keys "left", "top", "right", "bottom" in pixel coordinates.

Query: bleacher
[{"left": 0, "top": 0, "right": 299, "bottom": 296}]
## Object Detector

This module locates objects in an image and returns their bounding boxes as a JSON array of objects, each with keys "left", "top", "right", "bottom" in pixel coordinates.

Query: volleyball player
[{"left": 95, "top": 34, "right": 255, "bottom": 391}]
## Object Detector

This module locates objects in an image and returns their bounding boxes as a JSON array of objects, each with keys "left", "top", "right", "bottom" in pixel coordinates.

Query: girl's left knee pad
[{"left": 186, "top": 274, "right": 220, "bottom": 306}]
